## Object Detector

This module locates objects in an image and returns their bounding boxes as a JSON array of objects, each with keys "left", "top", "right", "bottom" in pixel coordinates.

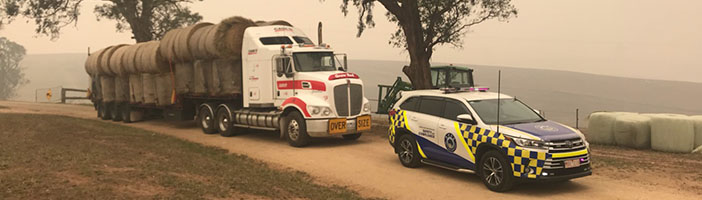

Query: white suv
[{"left": 388, "top": 89, "right": 591, "bottom": 192}]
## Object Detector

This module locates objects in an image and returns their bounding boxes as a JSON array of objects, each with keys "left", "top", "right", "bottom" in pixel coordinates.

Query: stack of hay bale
[
  {"left": 588, "top": 112, "right": 702, "bottom": 153},
  {"left": 85, "top": 16, "right": 293, "bottom": 108}
]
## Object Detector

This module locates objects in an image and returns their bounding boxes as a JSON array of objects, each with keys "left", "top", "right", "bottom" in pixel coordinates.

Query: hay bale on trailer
[
  {"left": 129, "top": 74, "right": 144, "bottom": 103},
  {"left": 155, "top": 73, "right": 173, "bottom": 106},
  {"left": 85, "top": 48, "right": 108, "bottom": 75},
  {"left": 142, "top": 74, "right": 158, "bottom": 105},
  {"left": 189, "top": 24, "right": 214, "bottom": 59},
  {"left": 137, "top": 41, "right": 169, "bottom": 74},
  {"left": 99, "top": 44, "right": 128, "bottom": 75},
  {"left": 159, "top": 29, "right": 180, "bottom": 62},
  {"left": 198, "top": 25, "right": 220, "bottom": 59},
  {"left": 691, "top": 116, "right": 702, "bottom": 149},
  {"left": 114, "top": 76, "right": 130, "bottom": 103},
  {"left": 100, "top": 76, "right": 116, "bottom": 103},
  {"left": 648, "top": 114, "right": 695, "bottom": 153},
  {"left": 613, "top": 114, "right": 651, "bottom": 149},
  {"left": 123, "top": 43, "right": 146, "bottom": 74},
  {"left": 192, "top": 60, "right": 211, "bottom": 95},
  {"left": 174, "top": 22, "right": 213, "bottom": 62},
  {"left": 216, "top": 16, "right": 256, "bottom": 59},
  {"left": 109, "top": 45, "right": 130, "bottom": 76},
  {"left": 213, "top": 58, "right": 242, "bottom": 95},
  {"left": 175, "top": 62, "right": 194, "bottom": 94}
]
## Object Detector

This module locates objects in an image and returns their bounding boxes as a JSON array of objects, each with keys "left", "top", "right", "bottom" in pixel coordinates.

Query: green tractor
[{"left": 376, "top": 65, "right": 475, "bottom": 114}]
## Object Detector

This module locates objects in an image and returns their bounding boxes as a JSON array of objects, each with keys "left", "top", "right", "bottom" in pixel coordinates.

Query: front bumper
[
  {"left": 306, "top": 115, "right": 371, "bottom": 137},
  {"left": 521, "top": 164, "right": 592, "bottom": 181}
]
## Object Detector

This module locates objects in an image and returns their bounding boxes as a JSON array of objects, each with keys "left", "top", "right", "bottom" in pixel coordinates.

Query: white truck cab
[
  {"left": 233, "top": 25, "right": 371, "bottom": 146},
  {"left": 388, "top": 89, "right": 591, "bottom": 192}
]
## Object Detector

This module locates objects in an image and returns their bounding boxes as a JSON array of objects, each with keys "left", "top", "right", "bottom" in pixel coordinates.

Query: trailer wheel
[
  {"left": 99, "top": 102, "right": 112, "bottom": 120},
  {"left": 96, "top": 103, "right": 103, "bottom": 118},
  {"left": 121, "top": 105, "right": 132, "bottom": 123},
  {"left": 284, "top": 111, "right": 311, "bottom": 147},
  {"left": 216, "top": 107, "right": 241, "bottom": 137},
  {"left": 342, "top": 133, "right": 362, "bottom": 140},
  {"left": 111, "top": 103, "right": 122, "bottom": 121},
  {"left": 198, "top": 105, "right": 218, "bottom": 134},
  {"left": 478, "top": 150, "right": 516, "bottom": 192}
]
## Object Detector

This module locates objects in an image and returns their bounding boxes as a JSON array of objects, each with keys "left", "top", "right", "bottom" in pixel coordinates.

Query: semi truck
[{"left": 85, "top": 17, "right": 372, "bottom": 147}]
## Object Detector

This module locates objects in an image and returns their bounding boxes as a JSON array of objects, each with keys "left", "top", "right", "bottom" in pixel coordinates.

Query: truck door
[
  {"left": 274, "top": 55, "right": 294, "bottom": 101},
  {"left": 435, "top": 98, "right": 476, "bottom": 168}
]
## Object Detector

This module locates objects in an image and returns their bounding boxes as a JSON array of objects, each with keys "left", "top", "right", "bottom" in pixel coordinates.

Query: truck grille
[
  {"left": 333, "top": 84, "right": 362, "bottom": 116},
  {"left": 543, "top": 138, "right": 589, "bottom": 169}
]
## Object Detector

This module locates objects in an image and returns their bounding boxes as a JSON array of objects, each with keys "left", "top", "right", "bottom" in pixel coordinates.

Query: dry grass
[{"left": 0, "top": 113, "right": 370, "bottom": 199}]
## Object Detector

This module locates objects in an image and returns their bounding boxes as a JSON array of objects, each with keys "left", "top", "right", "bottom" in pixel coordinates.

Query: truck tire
[
  {"left": 216, "top": 106, "right": 241, "bottom": 137},
  {"left": 397, "top": 134, "right": 421, "bottom": 168},
  {"left": 96, "top": 103, "right": 103, "bottom": 118},
  {"left": 478, "top": 150, "right": 516, "bottom": 192},
  {"left": 198, "top": 105, "right": 218, "bottom": 134},
  {"left": 284, "top": 111, "right": 311, "bottom": 147},
  {"left": 111, "top": 103, "right": 122, "bottom": 121},
  {"left": 99, "top": 102, "right": 112, "bottom": 120},
  {"left": 121, "top": 105, "right": 132, "bottom": 123},
  {"left": 342, "top": 133, "right": 362, "bottom": 140}
]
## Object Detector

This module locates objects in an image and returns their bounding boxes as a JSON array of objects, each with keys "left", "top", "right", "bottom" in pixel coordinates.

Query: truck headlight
[
  {"left": 308, "top": 105, "right": 333, "bottom": 117},
  {"left": 363, "top": 102, "right": 371, "bottom": 113},
  {"left": 507, "top": 136, "right": 546, "bottom": 149}
]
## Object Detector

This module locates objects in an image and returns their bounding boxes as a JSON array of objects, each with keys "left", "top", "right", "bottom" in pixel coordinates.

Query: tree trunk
[{"left": 400, "top": 1, "right": 433, "bottom": 90}]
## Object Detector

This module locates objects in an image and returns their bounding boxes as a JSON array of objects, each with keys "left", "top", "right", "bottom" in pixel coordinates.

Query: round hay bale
[
  {"left": 255, "top": 20, "right": 293, "bottom": 27},
  {"left": 109, "top": 45, "right": 130, "bottom": 76},
  {"left": 175, "top": 62, "right": 194, "bottom": 94},
  {"left": 123, "top": 43, "right": 145, "bottom": 74},
  {"left": 142, "top": 74, "right": 158, "bottom": 105},
  {"left": 200, "top": 24, "right": 220, "bottom": 59},
  {"left": 128, "top": 74, "right": 143, "bottom": 104},
  {"left": 691, "top": 115, "right": 702, "bottom": 149},
  {"left": 85, "top": 48, "right": 107, "bottom": 75},
  {"left": 159, "top": 29, "right": 180, "bottom": 62},
  {"left": 189, "top": 24, "right": 214, "bottom": 59},
  {"left": 214, "top": 58, "right": 242, "bottom": 95},
  {"left": 100, "top": 76, "right": 116, "bottom": 103},
  {"left": 648, "top": 114, "right": 695, "bottom": 153},
  {"left": 155, "top": 73, "right": 174, "bottom": 106},
  {"left": 587, "top": 112, "right": 623, "bottom": 145},
  {"left": 613, "top": 114, "right": 651, "bottom": 149},
  {"left": 216, "top": 16, "right": 255, "bottom": 59},
  {"left": 114, "top": 76, "right": 130, "bottom": 102},
  {"left": 138, "top": 41, "right": 169, "bottom": 73},
  {"left": 175, "top": 22, "right": 213, "bottom": 62},
  {"left": 192, "top": 60, "right": 210, "bottom": 95},
  {"left": 99, "top": 44, "right": 128, "bottom": 75}
]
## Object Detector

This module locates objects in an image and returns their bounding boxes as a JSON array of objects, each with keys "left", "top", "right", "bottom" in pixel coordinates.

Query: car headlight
[
  {"left": 507, "top": 136, "right": 546, "bottom": 149},
  {"left": 308, "top": 105, "right": 333, "bottom": 117},
  {"left": 363, "top": 102, "right": 371, "bottom": 113}
]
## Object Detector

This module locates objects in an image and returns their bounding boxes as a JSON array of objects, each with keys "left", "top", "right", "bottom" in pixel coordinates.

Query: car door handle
[{"left": 438, "top": 124, "right": 447, "bottom": 129}]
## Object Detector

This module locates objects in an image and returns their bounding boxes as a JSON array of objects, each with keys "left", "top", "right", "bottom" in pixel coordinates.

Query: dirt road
[{"left": 1, "top": 101, "right": 700, "bottom": 199}]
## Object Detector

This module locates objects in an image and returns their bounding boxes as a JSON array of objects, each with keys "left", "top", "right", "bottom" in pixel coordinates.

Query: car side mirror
[{"left": 457, "top": 114, "right": 477, "bottom": 125}]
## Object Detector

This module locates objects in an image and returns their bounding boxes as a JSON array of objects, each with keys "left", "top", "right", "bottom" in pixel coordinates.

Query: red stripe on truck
[
  {"left": 276, "top": 80, "right": 326, "bottom": 91},
  {"left": 282, "top": 97, "right": 311, "bottom": 117}
]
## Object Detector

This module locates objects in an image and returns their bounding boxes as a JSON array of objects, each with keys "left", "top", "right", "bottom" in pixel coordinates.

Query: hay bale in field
[
  {"left": 691, "top": 116, "right": 702, "bottom": 149},
  {"left": 587, "top": 112, "right": 628, "bottom": 145},
  {"left": 142, "top": 74, "right": 158, "bottom": 105},
  {"left": 99, "top": 44, "right": 128, "bottom": 75},
  {"left": 123, "top": 43, "right": 145, "bottom": 74},
  {"left": 254, "top": 20, "right": 293, "bottom": 27},
  {"left": 174, "top": 22, "right": 213, "bottom": 62},
  {"left": 128, "top": 74, "right": 143, "bottom": 103},
  {"left": 192, "top": 60, "right": 210, "bottom": 95},
  {"left": 100, "top": 76, "right": 116, "bottom": 102},
  {"left": 648, "top": 114, "right": 695, "bottom": 153},
  {"left": 155, "top": 73, "right": 173, "bottom": 106},
  {"left": 175, "top": 62, "right": 194, "bottom": 94},
  {"left": 137, "top": 41, "right": 169, "bottom": 73},
  {"left": 216, "top": 16, "right": 255, "bottom": 59},
  {"left": 213, "top": 58, "right": 242, "bottom": 95},
  {"left": 109, "top": 45, "right": 130, "bottom": 76},
  {"left": 114, "top": 76, "right": 130, "bottom": 103},
  {"left": 613, "top": 114, "right": 651, "bottom": 149}
]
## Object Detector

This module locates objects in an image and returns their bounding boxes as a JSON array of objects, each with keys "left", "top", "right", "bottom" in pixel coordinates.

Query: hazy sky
[{"left": 2, "top": 0, "right": 701, "bottom": 83}]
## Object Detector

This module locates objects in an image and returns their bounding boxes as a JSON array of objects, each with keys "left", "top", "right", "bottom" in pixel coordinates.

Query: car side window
[
  {"left": 443, "top": 99, "right": 471, "bottom": 121},
  {"left": 418, "top": 97, "right": 445, "bottom": 117},
  {"left": 399, "top": 97, "right": 420, "bottom": 111}
]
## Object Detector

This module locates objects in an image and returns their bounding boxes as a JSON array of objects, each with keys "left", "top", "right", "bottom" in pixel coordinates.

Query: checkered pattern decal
[
  {"left": 456, "top": 123, "right": 548, "bottom": 179},
  {"left": 388, "top": 110, "right": 410, "bottom": 144}
]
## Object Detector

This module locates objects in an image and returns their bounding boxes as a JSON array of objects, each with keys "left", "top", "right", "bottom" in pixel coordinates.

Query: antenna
[{"left": 497, "top": 70, "right": 501, "bottom": 133}]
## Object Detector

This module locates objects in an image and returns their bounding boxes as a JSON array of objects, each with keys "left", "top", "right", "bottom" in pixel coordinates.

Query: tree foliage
[
  {"left": 0, "top": 0, "right": 203, "bottom": 42},
  {"left": 0, "top": 37, "right": 27, "bottom": 100},
  {"left": 340, "top": 0, "right": 517, "bottom": 89}
]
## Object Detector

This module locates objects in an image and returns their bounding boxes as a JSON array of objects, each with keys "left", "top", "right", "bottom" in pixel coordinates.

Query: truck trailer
[{"left": 85, "top": 17, "right": 372, "bottom": 147}]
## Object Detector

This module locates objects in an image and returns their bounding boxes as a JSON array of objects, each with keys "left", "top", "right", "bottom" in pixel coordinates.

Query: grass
[{"left": 0, "top": 113, "right": 370, "bottom": 199}]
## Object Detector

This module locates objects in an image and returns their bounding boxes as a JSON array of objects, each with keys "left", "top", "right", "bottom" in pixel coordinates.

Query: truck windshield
[
  {"left": 293, "top": 52, "right": 337, "bottom": 72},
  {"left": 468, "top": 99, "right": 544, "bottom": 125}
]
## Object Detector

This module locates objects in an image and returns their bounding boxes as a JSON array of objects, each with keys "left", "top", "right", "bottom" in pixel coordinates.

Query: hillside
[{"left": 13, "top": 54, "right": 702, "bottom": 126}]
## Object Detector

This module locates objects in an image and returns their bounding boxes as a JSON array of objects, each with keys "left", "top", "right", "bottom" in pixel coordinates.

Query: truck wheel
[
  {"left": 111, "top": 103, "right": 122, "bottom": 121},
  {"left": 216, "top": 107, "right": 240, "bottom": 137},
  {"left": 342, "top": 133, "right": 362, "bottom": 140},
  {"left": 397, "top": 134, "right": 421, "bottom": 168},
  {"left": 96, "top": 103, "right": 103, "bottom": 118},
  {"left": 121, "top": 105, "right": 132, "bottom": 123},
  {"left": 284, "top": 111, "right": 311, "bottom": 147},
  {"left": 99, "top": 103, "right": 112, "bottom": 120},
  {"left": 478, "top": 150, "right": 516, "bottom": 192},
  {"left": 198, "top": 106, "right": 218, "bottom": 134}
]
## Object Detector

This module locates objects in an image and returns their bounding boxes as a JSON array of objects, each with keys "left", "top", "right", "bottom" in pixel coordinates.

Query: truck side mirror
[
  {"left": 533, "top": 109, "right": 543, "bottom": 116},
  {"left": 343, "top": 55, "right": 348, "bottom": 72},
  {"left": 457, "top": 114, "right": 477, "bottom": 125}
]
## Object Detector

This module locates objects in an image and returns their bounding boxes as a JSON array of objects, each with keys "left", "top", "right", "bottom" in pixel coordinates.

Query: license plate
[
  {"left": 329, "top": 118, "right": 347, "bottom": 134},
  {"left": 356, "top": 115, "right": 371, "bottom": 131},
  {"left": 564, "top": 159, "right": 581, "bottom": 168}
]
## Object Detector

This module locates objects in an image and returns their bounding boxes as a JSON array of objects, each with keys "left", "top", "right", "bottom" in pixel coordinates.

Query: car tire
[
  {"left": 397, "top": 134, "right": 421, "bottom": 168},
  {"left": 284, "top": 111, "right": 311, "bottom": 147},
  {"left": 342, "top": 133, "right": 362, "bottom": 140},
  {"left": 478, "top": 150, "right": 516, "bottom": 192},
  {"left": 198, "top": 105, "right": 218, "bottom": 134},
  {"left": 216, "top": 107, "right": 240, "bottom": 137}
]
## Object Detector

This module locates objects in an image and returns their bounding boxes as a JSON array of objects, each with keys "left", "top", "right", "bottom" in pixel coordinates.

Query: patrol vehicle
[{"left": 388, "top": 88, "right": 591, "bottom": 192}]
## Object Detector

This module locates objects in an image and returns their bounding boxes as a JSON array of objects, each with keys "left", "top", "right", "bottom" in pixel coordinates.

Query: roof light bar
[{"left": 440, "top": 87, "right": 489, "bottom": 93}]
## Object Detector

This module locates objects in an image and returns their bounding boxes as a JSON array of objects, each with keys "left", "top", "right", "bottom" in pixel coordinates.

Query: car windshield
[
  {"left": 468, "top": 99, "right": 543, "bottom": 125},
  {"left": 293, "top": 52, "right": 337, "bottom": 72}
]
